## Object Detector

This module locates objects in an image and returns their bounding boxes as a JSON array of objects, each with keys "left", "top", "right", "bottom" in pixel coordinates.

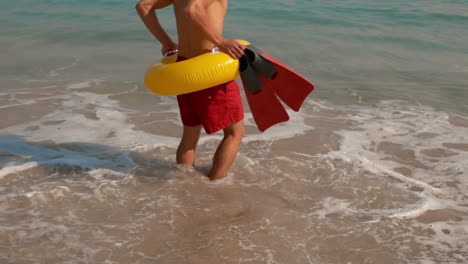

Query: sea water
[{"left": 1, "top": 0, "right": 467, "bottom": 263}]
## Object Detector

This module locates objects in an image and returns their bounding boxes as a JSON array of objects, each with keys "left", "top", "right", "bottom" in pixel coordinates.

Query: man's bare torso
[{"left": 173, "top": 0, "right": 227, "bottom": 58}]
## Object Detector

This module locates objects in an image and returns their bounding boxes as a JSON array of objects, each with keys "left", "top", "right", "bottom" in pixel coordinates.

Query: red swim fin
[
  {"left": 262, "top": 54, "right": 315, "bottom": 112},
  {"left": 242, "top": 74, "right": 289, "bottom": 132}
]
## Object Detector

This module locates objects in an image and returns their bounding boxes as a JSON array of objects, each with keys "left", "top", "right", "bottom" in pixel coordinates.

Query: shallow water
[{"left": 1, "top": 0, "right": 468, "bottom": 263}]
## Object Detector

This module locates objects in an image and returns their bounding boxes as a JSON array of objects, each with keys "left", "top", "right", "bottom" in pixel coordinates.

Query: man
[{"left": 136, "top": 0, "right": 245, "bottom": 180}]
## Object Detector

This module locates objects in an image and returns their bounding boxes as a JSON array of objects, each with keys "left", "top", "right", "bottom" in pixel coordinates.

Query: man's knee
[
  {"left": 224, "top": 121, "right": 244, "bottom": 140},
  {"left": 179, "top": 125, "right": 201, "bottom": 150},
  {"left": 178, "top": 139, "right": 197, "bottom": 152}
]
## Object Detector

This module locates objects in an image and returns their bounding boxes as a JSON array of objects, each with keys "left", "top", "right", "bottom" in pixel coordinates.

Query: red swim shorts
[{"left": 176, "top": 55, "right": 244, "bottom": 134}]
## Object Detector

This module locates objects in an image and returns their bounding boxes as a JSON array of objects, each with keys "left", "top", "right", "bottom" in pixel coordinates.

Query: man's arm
[
  {"left": 184, "top": 0, "right": 244, "bottom": 59},
  {"left": 136, "top": 0, "right": 177, "bottom": 55}
]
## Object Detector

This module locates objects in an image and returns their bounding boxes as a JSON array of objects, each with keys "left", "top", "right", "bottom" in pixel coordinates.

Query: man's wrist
[
  {"left": 213, "top": 37, "right": 225, "bottom": 48},
  {"left": 160, "top": 37, "right": 175, "bottom": 48}
]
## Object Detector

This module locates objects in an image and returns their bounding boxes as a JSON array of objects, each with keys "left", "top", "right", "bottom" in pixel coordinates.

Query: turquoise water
[{"left": 1, "top": 0, "right": 467, "bottom": 113}]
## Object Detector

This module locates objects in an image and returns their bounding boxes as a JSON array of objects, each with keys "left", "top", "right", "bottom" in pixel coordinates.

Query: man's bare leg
[
  {"left": 209, "top": 121, "right": 244, "bottom": 180},
  {"left": 177, "top": 125, "right": 202, "bottom": 166}
]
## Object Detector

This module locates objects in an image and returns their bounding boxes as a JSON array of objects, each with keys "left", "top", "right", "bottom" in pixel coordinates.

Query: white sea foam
[
  {"left": 326, "top": 100, "right": 468, "bottom": 220},
  {"left": 0, "top": 101, "right": 36, "bottom": 109},
  {"left": 199, "top": 109, "right": 313, "bottom": 145},
  {"left": 49, "top": 57, "right": 79, "bottom": 77},
  {"left": 315, "top": 197, "right": 352, "bottom": 218},
  {"left": 389, "top": 196, "right": 441, "bottom": 219},
  {"left": 2, "top": 81, "right": 179, "bottom": 150},
  {"left": 65, "top": 79, "right": 102, "bottom": 90},
  {"left": 0, "top": 162, "right": 38, "bottom": 179}
]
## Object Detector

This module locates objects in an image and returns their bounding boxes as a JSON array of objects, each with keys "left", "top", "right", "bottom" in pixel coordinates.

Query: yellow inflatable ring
[{"left": 145, "top": 40, "right": 250, "bottom": 96}]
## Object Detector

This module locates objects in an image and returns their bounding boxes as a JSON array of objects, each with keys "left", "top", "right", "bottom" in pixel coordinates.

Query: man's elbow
[
  {"left": 135, "top": 1, "right": 152, "bottom": 14},
  {"left": 184, "top": 3, "right": 202, "bottom": 21}
]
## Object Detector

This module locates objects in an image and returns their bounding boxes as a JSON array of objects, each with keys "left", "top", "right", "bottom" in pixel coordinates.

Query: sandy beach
[{"left": 1, "top": 0, "right": 468, "bottom": 263}]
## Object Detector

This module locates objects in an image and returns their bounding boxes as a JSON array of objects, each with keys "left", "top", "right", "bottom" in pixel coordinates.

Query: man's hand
[
  {"left": 162, "top": 43, "right": 178, "bottom": 57},
  {"left": 219, "top": 39, "right": 245, "bottom": 59}
]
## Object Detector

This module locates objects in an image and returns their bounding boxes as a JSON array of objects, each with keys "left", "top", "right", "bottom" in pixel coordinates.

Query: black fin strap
[{"left": 239, "top": 45, "right": 277, "bottom": 94}]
